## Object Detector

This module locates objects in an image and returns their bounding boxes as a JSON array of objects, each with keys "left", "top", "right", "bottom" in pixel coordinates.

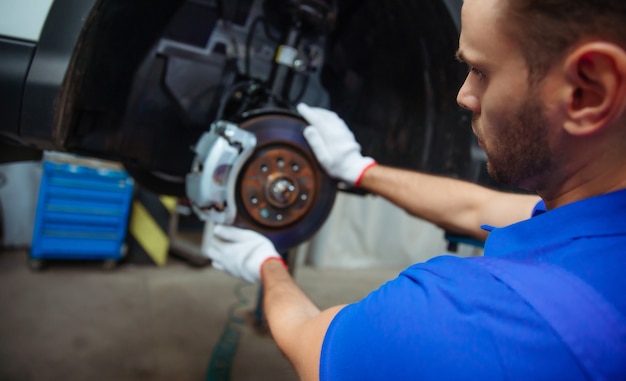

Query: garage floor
[{"left": 0, "top": 249, "right": 402, "bottom": 381}]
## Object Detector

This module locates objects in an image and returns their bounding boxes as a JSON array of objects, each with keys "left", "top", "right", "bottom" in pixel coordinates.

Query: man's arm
[
  {"left": 359, "top": 165, "right": 541, "bottom": 240},
  {"left": 261, "top": 259, "right": 344, "bottom": 381},
  {"left": 297, "top": 103, "right": 541, "bottom": 240},
  {"left": 206, "top": 225, "right": 340, "bottom": 381}
]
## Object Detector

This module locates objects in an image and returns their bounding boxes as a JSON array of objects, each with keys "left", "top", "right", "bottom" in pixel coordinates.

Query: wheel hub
[{"left": 240, "top": 146, "right": 315, "bottom": 228}]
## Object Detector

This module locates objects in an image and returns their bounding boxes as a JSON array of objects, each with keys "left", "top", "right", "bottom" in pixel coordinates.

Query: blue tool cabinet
[{"left": 30, "top": 156, "right": 134, "bottom": 268}]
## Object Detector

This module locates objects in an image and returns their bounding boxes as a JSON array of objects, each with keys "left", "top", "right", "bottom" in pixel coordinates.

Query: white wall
[
  {"left": 0, "top": 161, "right": 42, "bottom": 248},
  {"left": 0, "top": 0, "right": 55, "bottom": 41},
  {"left": 299, "top": 192, "right": 482, "bottom": 269}
]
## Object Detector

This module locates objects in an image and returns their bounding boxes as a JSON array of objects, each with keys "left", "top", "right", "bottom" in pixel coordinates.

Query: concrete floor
[{"left": 0, "top": 249, "right": 403, "bottom": 381}]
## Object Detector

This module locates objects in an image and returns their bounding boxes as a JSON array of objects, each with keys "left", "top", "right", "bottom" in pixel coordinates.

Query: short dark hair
[{"left": 502, "top": 0, "right": 626, "bottom": 83}]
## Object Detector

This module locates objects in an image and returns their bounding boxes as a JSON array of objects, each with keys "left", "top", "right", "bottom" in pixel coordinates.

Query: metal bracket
[{"left": 186, "top": 120, "right": 257, "bottom": 224}]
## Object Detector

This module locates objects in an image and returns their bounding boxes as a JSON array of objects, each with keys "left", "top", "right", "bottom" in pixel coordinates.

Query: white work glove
[
  {"left": 297, "top": 103, "right": 376, "bottom": 186},
  {"left": 207, "top": 225, "right": 285, "bottom": 284}
]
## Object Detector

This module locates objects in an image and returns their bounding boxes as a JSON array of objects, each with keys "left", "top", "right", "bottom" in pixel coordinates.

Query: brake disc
[
  {"left": 186, "top": 112, "right": 336, "bottom": 252},
  {"left": 234, "top": 113, "right": 337, "bottom": 252}
]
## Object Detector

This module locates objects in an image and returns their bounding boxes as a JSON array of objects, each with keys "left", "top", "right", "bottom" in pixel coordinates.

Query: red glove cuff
[
  {"left": 354, "top": 161, "right": 378, "bottom": 187},
  {"left": 260, "top": 256, "right": 288, "bottom": 283},
  {"left": 262, "top": 256, "right": 288, "bottom": 269}
]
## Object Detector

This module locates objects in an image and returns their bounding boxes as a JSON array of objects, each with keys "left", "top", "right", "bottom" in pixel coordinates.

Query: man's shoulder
[{"left": 321, "top": 255, "right": 585, "bottom": 380}]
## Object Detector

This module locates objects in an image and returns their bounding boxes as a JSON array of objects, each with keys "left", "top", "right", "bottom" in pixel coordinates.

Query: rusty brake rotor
[{"left": 234, "top": 112, "right": 337, "bottom": 252}]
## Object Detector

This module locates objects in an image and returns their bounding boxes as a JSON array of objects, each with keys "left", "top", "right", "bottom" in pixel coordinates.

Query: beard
[{"left": 476, "top": 89, "right": 553, "bottom": 190}]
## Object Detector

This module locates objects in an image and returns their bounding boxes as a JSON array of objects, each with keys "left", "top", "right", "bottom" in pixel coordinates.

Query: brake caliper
[{"left": 186, "top": 121, "right": 256, "bottom": 224}]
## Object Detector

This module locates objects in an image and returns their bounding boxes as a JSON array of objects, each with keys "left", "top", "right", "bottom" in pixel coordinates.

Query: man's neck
[{"left": 539, "top": 157, "right": 626, "bottom": 210}]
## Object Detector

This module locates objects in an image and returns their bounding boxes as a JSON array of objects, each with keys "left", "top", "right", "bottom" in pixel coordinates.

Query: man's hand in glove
[
  {"left": 297, "top": 103, "right": 377, "bottom": 186},
  {"left": 207, "top": 225, "right": 286, "bottom": 284}
]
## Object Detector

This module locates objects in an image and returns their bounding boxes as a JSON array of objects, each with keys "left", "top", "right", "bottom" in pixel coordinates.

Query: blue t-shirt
[{"left": 320, "top": 189, "right": 626, "bottom": 380}]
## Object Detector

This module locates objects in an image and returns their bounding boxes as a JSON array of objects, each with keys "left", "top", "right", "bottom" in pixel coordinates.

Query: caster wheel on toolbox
[
  {"left": 102, "top": 259, "right": 118, "bottom": 271},
  {"left": 28, "top": 258, "right": 46, "bottom": 271}
]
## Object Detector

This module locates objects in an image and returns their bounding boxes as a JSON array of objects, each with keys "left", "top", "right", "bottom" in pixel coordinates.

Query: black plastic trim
[
  {"left": 0, "top": 37, "right": 36, "bottom": 139},
  {"left": 20, "top": 0, "right": 98, "bottom": 148}
]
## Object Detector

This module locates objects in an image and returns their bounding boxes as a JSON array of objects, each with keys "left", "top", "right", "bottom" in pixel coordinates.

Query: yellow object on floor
[{"left": 127, "top": 188, "right": 177, "bottom": 266}]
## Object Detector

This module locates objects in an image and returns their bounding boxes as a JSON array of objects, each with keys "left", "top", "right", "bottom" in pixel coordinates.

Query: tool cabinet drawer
[{"left": 31, "top": 159, "right": 134, "bottom": 263}]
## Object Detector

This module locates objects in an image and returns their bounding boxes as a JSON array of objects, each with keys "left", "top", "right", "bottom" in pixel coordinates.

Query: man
[{"left": 208, "top": 0, "right": 626, "bottom": 379}]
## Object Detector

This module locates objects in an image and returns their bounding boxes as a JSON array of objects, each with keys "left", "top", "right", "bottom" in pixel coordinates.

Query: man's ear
[{"left": 562, "top": 42, "right": 626, "bottom": 136}]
